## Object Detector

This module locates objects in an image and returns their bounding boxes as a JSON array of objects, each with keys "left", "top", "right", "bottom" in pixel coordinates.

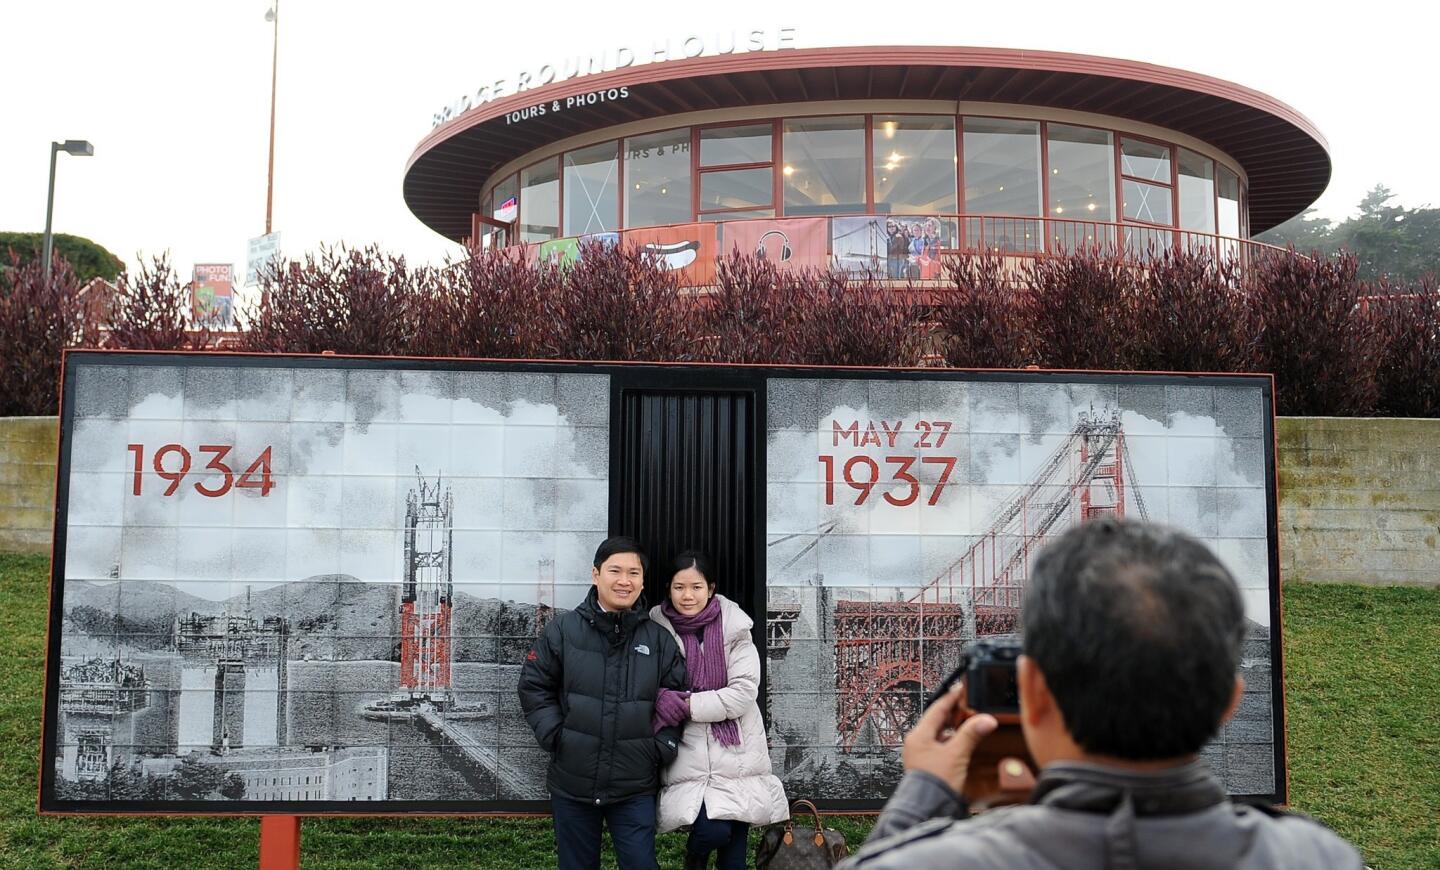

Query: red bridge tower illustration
[
  {"left": 835, "top": 409, "right": 1148, "bottom": 749},
  {"left": 400, "top": 470, "right": 454, "bottom": 703}
]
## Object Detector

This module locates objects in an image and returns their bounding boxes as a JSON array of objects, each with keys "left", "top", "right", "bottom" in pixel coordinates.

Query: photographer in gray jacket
[{"left": 841, "top": 519, "right": 1361, "bottom": 870}]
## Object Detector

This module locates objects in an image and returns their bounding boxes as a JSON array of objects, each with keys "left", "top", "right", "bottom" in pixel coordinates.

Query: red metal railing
[{"left": 471, "top": 212, "right": 1296, "bottom": 284}]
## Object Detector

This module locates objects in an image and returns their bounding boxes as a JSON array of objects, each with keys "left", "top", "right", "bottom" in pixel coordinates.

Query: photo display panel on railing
[{"left": 42, "top": 354, "right": 1284, "bottom": 813}]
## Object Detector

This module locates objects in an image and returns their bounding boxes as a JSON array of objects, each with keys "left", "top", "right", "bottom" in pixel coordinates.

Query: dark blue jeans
[
  {"left": 688, "top": 801, "right": 749, "bottom": 870},
  {"left": 551, "top": 793, "right": 659, "bottom": 870}
]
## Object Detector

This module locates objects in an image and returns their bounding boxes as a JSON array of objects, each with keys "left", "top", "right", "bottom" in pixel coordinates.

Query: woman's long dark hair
[{"left": 670, "top": 550, "right": 717, "bottom": 590}]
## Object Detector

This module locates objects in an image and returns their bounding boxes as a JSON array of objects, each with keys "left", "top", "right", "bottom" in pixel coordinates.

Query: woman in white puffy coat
[{"left": 650, "top": 550, "right": 789, "bottom": 870}]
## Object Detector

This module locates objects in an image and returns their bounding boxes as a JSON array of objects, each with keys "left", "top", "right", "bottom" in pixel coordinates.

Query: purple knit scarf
[{"left": 663, "top": 597, "right": 741, "bottom": 747}]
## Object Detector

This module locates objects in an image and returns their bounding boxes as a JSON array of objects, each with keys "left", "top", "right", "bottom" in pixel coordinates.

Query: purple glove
[{"left": 652, "top": 688, "right": 691, "bottom": 734}]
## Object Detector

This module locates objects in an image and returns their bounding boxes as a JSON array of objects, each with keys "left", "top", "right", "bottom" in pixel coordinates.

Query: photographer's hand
[{"left": 901, "top": 683, "right": 998, "bottom": 794}]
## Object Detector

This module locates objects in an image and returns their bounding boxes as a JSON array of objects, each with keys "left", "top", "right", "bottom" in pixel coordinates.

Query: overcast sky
[{"left": 3, "top": 1, "right": 1434, "bottom": 295}]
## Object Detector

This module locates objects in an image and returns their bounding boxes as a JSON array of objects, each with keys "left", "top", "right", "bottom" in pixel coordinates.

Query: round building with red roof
[{"left": 405, "top": 45, "right": 1328, "bottom": 281}]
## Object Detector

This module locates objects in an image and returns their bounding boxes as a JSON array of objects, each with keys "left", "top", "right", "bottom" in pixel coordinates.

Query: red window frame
[
  {"left": 695, "top": 120, "right": 779, "bottom": 220},
  {"left": 1117, "top": 134, "right": 1177, "bottom": 229},
  {"left": 474, "top": 111, "right": 1249, "bottom": 245}
]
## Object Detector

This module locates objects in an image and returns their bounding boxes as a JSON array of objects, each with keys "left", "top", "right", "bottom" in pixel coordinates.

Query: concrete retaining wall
[
  {"left": 3, "top": 415, "right": 1437, "bottom": 585},
  {"left": 1276, "top": 417, "right": 1440, "bottom": 587},
  {"left": 0, "top": 417, "right": 58, "bottom": 556}
]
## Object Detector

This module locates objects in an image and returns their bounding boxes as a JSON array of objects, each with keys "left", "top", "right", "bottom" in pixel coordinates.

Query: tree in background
[
  {"left": 1334, "top": 186, "right": 1440, "bottom": 283},
  {"left": 0, "top": 232, "right": 124, "bottom": 285},
  {"left": 219, "top": 772, "right": 248, "bottom": 800},
  {"left": 164, "top": 754, "right": 233, "bottom": 801},
  {"left": 1253, "top": 208, "right": 1335, "bottom": 253},
  {"left": 0, "top": 252, "right": 97, "bottom": 416},
  {"left": 1257, "top": 185, "right": 1439, "bottom": 282}
]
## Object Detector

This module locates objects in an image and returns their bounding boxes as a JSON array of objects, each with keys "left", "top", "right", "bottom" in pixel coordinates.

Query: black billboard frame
[{"left": 40, "top": 350, "right": 1285, "bottom": 815}]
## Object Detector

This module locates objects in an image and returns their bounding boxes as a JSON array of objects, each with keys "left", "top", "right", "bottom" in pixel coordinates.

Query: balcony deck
[{"left": 475, "top": 212, "right": 1294, "bottom": 287}]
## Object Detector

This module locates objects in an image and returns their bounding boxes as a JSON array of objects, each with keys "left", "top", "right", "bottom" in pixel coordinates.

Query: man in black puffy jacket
[{"left": 518, "top": 536, "right": 688, "bottom": 870}]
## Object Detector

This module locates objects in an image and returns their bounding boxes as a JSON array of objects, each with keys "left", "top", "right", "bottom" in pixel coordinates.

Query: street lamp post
[
  {"left": 265, "top": 1, "right": 279, "bottom": 235},
  {"left": 43, "top": 139, "right": 94, "bottom": 287}
]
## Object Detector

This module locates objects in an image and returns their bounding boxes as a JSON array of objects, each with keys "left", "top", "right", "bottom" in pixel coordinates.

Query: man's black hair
[
  {"left": 670, "top": 550, "right": 717, "bottom": 589},
  {"left": 593, "top": 536, "right": 648, "bottom": 574},
  {"left": 1021, "top": 518, "right": 1247, "bottom": 760}
]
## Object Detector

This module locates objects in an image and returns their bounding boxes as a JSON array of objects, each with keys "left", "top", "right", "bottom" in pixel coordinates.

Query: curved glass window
[
  {"left": 563, "top": 141, "right": 620, "bottom": 236},
  {"left": 1047, "top": 124, "right": 1114, "bottom": 250},
  {"left": 1120, "top": 136, "right": 1174, "bottom": 258},
  {"left": 1178, "top": 148, "right": 1216, "bottom": 233},
  {"left": 490, "top": 174, "right": 519, "bottom": 223},
  {"left": 481, "top": 173, "right": 519, "bottom": 249},
  {"left": 1047, "top": 124, "right": 1113, "bottom": 221},
  {"left": 1217, "top": 165, "right": 1241, "bottom": 236},
  {"left": 873, "top": 116, "right": 957, "bottom": 215},
  {"left": 1121, "top": 137, "right": 1171, "bottom": 182},
  {"left": 783, "top": 116, "right": 866, "bottom": 216},
  {"left": 1217, "top": 165, "right": 1242, "bottom": 258},
  {"left": 963, "top": 118, "right": 1041, "bottom": 216},
  {"left": 701, "top": 167, "right": 772, "bottom": 211},
  {"left": 1123, "top": 179, "right": 1172, "bottom": 225},
  {"left": 701, "top": 124, "right": 771, "bottom": 166},
  {"left": 624, "top": 130, "right": 692, "bottom": 228},
  {"left": 520, "top": 159, "right": 559, "bottom": 243},
  {"left": 964, "top": 118, "right": 1041, "bottom": 252},
  {"left": 484, "top": 110, "right": 1254, "bottom": 249}
]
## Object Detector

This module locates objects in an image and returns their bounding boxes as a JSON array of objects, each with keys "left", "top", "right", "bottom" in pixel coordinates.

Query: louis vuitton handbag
[{"left": 754, "top": 799, "right": 850, "bottom": 869}]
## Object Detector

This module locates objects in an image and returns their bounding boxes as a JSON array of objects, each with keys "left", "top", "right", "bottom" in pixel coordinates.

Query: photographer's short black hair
[
  {"left": 1021, "top": 518, "right": 1247, "bottom": 760},
  {"left": 670, "top": 550, "right": 717, "bottom": 589},
  {"left": 593, "top": 536, "right": 648, "bottom": 574}
]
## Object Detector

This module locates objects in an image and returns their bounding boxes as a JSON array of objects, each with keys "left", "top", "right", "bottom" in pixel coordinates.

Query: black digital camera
[{"left": 926, "top": 638, "right": 1023, "bottom": 716}]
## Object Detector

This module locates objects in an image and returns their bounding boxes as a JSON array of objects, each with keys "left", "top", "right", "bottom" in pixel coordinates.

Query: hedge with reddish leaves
[
  {"left": 3, "top": 244, "right": 1436, "bottom": 419},
  {"left": 1247, "top": 252, "right": 1384, "bottom": 416},
  {"left": 931, "top": 254, "right": 1032, "bottom": 369},
  {"left": 0, "top": 254, "right": 96, "bottom": 417},
  {"left": 104, "top": 255, "right": 210, "bottom": 352},
  {"left": 1368, "top": 277, "right": 1440, "bottom": 418},
  {"left": 241, "top": 245, "right": 441, "bottom": 356},
  {"left": 538, "top": 244, "right": 697, "bottom": 362}
]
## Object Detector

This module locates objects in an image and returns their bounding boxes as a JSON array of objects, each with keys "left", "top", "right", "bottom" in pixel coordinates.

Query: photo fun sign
[
  {"left": 432, "top": 27, "right": 798, "bottom": 127},
  {"left": 41, "top": 352, "right": 1286, "bottom": 813}
]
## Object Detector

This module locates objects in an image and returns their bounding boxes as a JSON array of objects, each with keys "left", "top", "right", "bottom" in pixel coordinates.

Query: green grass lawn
[{"left": 2, "top": 552, "right": 1436, "bottom": 868}]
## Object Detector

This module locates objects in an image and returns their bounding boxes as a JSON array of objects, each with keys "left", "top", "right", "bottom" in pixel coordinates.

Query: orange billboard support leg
[{"left": 259, "top": 816, "right": 301, "bottom": 870}]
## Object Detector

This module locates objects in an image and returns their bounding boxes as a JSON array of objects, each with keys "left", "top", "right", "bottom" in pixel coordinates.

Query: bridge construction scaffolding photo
[{"left": 763, "top": 377, "right": 1276, "bottom": 799}]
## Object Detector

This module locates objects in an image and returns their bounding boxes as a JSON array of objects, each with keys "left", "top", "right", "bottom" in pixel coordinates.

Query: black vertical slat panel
[{"left": 616, "top": 391, "right": 756, "bottom": 622}]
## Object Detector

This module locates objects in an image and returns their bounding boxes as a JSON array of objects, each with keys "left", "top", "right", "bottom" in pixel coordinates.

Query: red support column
[{"left": 259, "top": 816, "right": 301, "bottom": 870}]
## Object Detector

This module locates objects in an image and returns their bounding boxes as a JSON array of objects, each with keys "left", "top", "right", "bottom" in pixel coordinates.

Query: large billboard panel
[
  {"left": 42, "top": 355, "right": 1283, "bottom": 813},
  {"left": 764, "top": 376, "right": 1279, "bottom": 804},
  {"left": 47, "top": 355, "right": 609, "bottom": 811}
]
